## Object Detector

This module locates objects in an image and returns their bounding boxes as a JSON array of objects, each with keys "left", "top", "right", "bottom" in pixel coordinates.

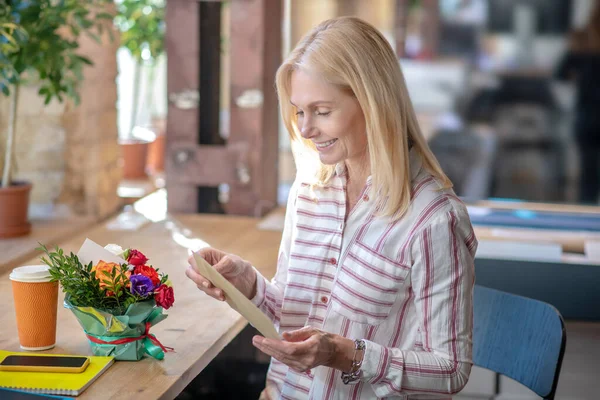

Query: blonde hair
[{"left": 276, "top": 16, "right": 452, "bottom": 219}]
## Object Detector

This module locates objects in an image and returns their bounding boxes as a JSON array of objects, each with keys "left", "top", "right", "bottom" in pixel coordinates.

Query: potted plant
[
  {"left": 0, "top": 1, "right": 113, "bottom": 238},
  {"left": 0, "top": 10, "right": 28, "bottom": 238},
  {"left": 115, "top": 0, "right": 166, "bottom": 178}
]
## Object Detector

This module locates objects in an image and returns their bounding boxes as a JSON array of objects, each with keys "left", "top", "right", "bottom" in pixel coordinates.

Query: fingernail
[
  {"left": 202, "top": 281, "right": 209, "bottom": 288},
  {"left": 253, "top": 337, "right": 263, "bottom": 345}
]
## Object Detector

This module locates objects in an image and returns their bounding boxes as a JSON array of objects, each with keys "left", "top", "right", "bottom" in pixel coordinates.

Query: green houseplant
[
  {"left": 0, "top": 0, "right": 113, "bottom": 238},
  {"left": 115, "top": 0, "right": 166, "bottom": 178}
]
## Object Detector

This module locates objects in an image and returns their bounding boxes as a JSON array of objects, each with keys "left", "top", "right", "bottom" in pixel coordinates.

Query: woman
[
  {"left": 556, "top": 4, "right": 600, "bottom": 204},
  {"left": 186, "top": 17, "right": 477, "bottom": 399}
]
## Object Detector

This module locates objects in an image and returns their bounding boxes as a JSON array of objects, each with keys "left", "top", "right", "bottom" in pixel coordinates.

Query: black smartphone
[{"left": 0, "top": 355, "right": 90, "bottom": 373}]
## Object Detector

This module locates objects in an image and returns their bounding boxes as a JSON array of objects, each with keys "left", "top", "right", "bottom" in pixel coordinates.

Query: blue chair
[{"left": 473, "top": 285, "right": 567, "bottom": 400}]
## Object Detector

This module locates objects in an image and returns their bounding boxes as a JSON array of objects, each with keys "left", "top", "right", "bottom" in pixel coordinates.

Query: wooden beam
[
  {"left": 198, "top": 1, "right": 223, "bottom": 146},
  {"left": 395, "top": 0, "right": 409, "bottom": 58},
  {"left": 166, "top": 144, "right": 246, "bottom": 187},
  {"left": 338, "top": 0, "right": 359, "bottom": 16},
  {"left": 166, "top": 0, "right": 281, "bottom": 217},
  {"left": 421, "top": 0, "right": 440, "bottom": 59},
  {"left": 227, "top": 0, "right": 282, "bottom": 216},
  {"left": 166, "top": 0, "right": 201, "bottom": 213},
  {"left": 196, "top": 1, "right": 224, "bottom": 213}
]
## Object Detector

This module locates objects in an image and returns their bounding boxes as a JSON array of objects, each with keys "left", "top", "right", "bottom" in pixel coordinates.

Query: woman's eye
[
  {"left": 295, "top": 110, "right": 304, "bottom": 116},
  {"left": 316, "top": 111, "right": 331, "bottom": 116}
]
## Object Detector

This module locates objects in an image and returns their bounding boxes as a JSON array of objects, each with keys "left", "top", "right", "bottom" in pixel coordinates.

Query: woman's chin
[{"left": 318, "top": 154, "right": 342, "bottom": 166}]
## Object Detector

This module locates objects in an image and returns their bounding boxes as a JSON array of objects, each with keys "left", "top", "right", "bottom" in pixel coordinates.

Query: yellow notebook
[{"left": 0, "top": 351, "right": 114, "bottom": 396}]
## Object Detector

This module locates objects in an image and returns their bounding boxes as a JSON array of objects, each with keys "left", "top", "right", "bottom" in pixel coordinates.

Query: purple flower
[{"left": 130, "top": 274, "right": 155, "bottom": 297}]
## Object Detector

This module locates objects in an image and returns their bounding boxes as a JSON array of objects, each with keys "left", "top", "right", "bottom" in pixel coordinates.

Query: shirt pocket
[{"left": 330, "top": 240, "right": 410, "bottom": 325}]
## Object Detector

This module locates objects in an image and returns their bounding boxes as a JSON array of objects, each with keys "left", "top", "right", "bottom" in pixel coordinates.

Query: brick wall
[{"left": 0, "top": 86, "right": 67, "bottom": 204}]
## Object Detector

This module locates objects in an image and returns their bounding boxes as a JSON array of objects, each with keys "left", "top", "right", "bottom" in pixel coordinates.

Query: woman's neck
[{"left": 345, "top": 151, "right": 370, "bottom": 190}]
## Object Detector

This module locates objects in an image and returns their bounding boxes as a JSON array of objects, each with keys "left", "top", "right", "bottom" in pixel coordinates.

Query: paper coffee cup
[{"left": 10, "top": 265, "right": 58, "bottom": 351}]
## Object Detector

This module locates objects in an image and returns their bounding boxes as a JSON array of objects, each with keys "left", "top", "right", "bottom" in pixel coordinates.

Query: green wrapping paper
[{"left": 65, "top": 296, "right": 169, "bottom": 361}]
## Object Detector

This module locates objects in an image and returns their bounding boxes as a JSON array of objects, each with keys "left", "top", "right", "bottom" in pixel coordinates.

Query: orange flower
[{"left": 92, "top": 261, "right": 131, "bottom": 294}]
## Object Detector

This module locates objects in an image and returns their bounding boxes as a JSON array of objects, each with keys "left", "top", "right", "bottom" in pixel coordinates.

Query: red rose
[
  {"left": 133, "top": 265, "right": 161, "bottom": 287},
  {"left": 127, "top": 249, "right": 148, "bottom": 266},
  {"left": 155, "top": 285, "right": 175, "bottom": 309}
]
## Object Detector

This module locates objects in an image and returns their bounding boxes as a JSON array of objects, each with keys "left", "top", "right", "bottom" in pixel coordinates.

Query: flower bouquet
[{"left": 39, "top": 239, "right": 175, "bottom": 361}]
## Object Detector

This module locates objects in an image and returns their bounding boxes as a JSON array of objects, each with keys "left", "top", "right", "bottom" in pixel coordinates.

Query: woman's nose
[{"left": 300, "top": 118, "right": 317, "bottom": 139}]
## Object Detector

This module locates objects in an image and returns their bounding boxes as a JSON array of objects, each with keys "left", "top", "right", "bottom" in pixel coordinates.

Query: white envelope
[
  {"left": 192, "top": 253, "right": 280, "bottom": 340},
  {"left": 77, "top": 238, "right": 127, "bottom": 266}
]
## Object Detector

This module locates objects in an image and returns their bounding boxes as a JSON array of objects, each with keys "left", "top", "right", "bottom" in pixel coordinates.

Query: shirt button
[
  {"left": 363, "top": 194, "right": 370, "bottom": 202},
  {"left": 330, "top": 258, "right": 337, "bottom": 265},
  {"left": 321, "top": 296, "right": 329, "bottom": 304}
]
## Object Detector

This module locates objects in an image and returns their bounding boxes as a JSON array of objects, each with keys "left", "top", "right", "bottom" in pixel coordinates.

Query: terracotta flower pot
[
  {"left": 120, "top": 139, "right": 150, "bottom": 180},
  {"left": 0, "top": 181, "right": 32, "bottom": 239},
  {"left": 147, "top": 133, "right": 165, "bottom": 174}
]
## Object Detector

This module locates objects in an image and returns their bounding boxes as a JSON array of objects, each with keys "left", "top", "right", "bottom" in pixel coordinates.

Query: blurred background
[
  {"left": 2, "top": 0, "right": 599, "bottom": 218},
  {"left": 272, "top": 0, "right": 598, "bottom": 208},
  {"left": 115, "top": 0, "right": 600, "bottom": 210}
]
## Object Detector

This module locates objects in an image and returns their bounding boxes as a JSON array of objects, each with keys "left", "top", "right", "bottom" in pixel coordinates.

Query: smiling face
[{"left": 290, "top": 69, "right": 368, "bottom": 168}]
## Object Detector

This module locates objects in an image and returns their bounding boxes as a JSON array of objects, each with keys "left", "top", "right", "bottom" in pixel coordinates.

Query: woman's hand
[
  {"left": 186, "top": 247, "right": 257, "bottom": 301},
  {"left": 252, "top": 326, "right": 358, "bottom": 373}
]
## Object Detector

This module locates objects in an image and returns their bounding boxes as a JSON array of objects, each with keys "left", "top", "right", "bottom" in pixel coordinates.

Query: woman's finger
[
  {"left": 195, "top": 247, "right": 226, "bottom": 266},
  {"left": 185, "top": 266, "right": 214, "bottom": 288},
  {"left": 214, "top": 256, "right": 239, "bottom": 277},
  {"left": 186, "top": 264, "right": 207, "bottom": 284},
  {"left": 253, "top": 337, "right": 311, "bottom": 371},
  {"left": 253, "top": 338, "right": 287, "bottom": 361},
  {"left": 256, "top": 337, "right": 299, "bottom": 358},
  {"left": 283, "top": 326, "right": 314, "bottom": 342},
  {"left": 204, "top": 287, "right": 226, "bottom": 301},
  {"left": 185, "top": 267, "right": 227, "bottom": 301}
]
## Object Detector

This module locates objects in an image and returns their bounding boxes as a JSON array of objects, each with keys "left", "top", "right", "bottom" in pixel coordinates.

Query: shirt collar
[{"left": 335, "top": 162, "right": 347, "bottom": 177}]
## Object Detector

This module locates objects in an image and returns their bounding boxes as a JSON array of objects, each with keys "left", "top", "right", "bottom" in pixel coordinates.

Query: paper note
[
  {"left": 77, "top": 239, "right": 127, "bottom": 266},
  {"left": 192, "top": 253, "right": 280, "bottom": 340}
]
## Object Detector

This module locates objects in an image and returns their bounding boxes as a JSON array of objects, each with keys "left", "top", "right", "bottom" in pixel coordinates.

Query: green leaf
[
  {"left": 85, "top": 31, "right": 100, "bottom": 43},
  {"left": 74, "top": 55, "right": 93, "bottom": 65},
  {"left": 1, "top": 0, "right": 117, "bottom": 104}
]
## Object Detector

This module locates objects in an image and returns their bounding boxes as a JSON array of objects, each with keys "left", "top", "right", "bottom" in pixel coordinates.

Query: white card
[{"left": 77, "top": 238, "right": 127, "bottom": 266}]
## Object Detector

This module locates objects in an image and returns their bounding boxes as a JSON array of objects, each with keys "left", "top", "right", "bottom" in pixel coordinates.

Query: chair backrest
[{"left": 473, "top": 285, "right": 566, "bottom": 400}]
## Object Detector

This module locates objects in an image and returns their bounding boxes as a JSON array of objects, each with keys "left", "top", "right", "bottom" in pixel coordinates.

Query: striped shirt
[{"left": 251, "top": 149, "right": 477, "bottom": 399}]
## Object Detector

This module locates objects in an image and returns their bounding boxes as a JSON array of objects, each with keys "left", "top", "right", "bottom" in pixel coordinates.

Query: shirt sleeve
[
  {"left": 250, "top": 180, "right": 299, "bottom": 331},
  {"left": 359, "top": 209, "right": 478, "bottom": 397}
]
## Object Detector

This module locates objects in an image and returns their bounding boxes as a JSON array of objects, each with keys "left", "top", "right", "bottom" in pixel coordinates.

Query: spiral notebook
[{"left": 0, "top": 351, "right": 114, "bottom": 396}]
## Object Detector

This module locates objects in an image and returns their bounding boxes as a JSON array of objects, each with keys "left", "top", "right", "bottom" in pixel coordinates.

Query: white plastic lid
[{"left": 9, "top": 265, "right": 52, "bottom": 283}]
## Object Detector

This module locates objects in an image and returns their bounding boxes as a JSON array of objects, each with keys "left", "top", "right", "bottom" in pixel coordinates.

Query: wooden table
[{"left": 0, "top": 209, "right": 283, "bottom": 399}]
